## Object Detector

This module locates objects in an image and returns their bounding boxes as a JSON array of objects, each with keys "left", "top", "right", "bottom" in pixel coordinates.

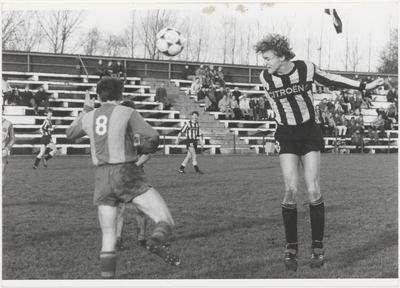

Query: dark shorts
[
  {"left": 40, "top": 135, "right": 52, "bottom": 145},
  {"left": 94, "top": 162, "right": 152, "bottom": 207},
  {"left": 186, "top": 139, "right": 198, "bottom": 149},
  {"left": 275, "top": 121, "right": 325, "bottom": 156}
]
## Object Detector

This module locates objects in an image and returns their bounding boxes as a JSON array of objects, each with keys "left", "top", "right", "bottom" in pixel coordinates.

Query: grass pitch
[{"left": 2, "top": 153, "right": 398, "bottom": 282}]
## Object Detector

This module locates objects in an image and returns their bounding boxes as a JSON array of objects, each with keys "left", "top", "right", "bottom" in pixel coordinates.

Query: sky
[{"left": 2, "top": 1, "right": 398, "bottom": 72}]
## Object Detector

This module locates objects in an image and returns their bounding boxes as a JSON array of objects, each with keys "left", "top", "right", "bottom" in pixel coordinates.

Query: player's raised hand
[
  {"left": 366, "top": 78, "right": 384, "bottom": 90},
  {"left": 85, "top": 90, "right": 94, "bottom": 107}
]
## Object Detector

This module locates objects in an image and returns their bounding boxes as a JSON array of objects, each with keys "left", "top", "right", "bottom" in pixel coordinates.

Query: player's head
[
  {"left": 47, "top": 108, "right": 53, "bottom": 117},
  {"left": 191, "top": 111, "right": 199, "bottom": 121},
  {"left": 254, "top": 34, "right": 295, "bottom": 74},
  {"left": 96, "top": 76, "right": 124, "bottom": 102}
]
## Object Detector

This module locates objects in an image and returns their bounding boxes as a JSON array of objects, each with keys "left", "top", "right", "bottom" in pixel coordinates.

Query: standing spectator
[
  {"left": 214, "top": 84, "right": 224, "bottom": 104},
  {"left": 314, "top": 106, "right": 322, "bottom": 124},
  {"left": 182, "top": 64, "right": 195, "bottom": 81},
  {"left": 176, "top": 111, "right": 204, "bottom": 174},
  {"left": 232, "top": 87, "right": 242, "bottom": 102},
  {"left": 258, "top": 95, "right": 266, "bottom": 120},
  {"left": 355, "top": 114, "right": 365, "bottom": 134},
  {"left": 218, "top": 95, "right": 235, "bottom": 119},
  {"left": 215, "top": 66, "right": 226, "bottom": 88},
  {"left": 190, "top": 78, "right": 202, "bottom": 95},
  {"left": 203, "top": 66, "right": 213, "bottom": 88},
  {"left": 32, "top": 109, "right": 57, "bottom": 170},
  {"left": 2, "top": 112, "right": 15, "bottom": 193},
  {"left": 207, "top": 85, "right": 217, "bottom": 110},
  {"left": 208, "top": 64, "right": 217, "bottom": 84},
  {"left": 2, "top": 77, "right": 14, "bottom": 105},
  {"left": 32, "top": 86, "right": 49, "bottom": 115},
  {"left": 387, "top": 104, "right": 398, "bottom": 129},
  {"left": 319, "top": 111, "right": 333, "bottom": 136},
  {"left": 346, "top": 117, "right": 356, "bottom": 137},
  {"left": 66, "top": 79, "right": 181, "bottom": 278},
  {"left": 239, "top": 95, "right": 253, "bottom": 120},
  {"left": 195, "top": 64, "right": 206, "bottom": 86},
  {"left": 113, "top": 60, "right": 127, "bottom": 83},
  {"left": 326, "top": 98, "right": 335, "bottom": 112},
  {"left": 19, "top": 85, "right": 34, "bottom": 107},
  {"left": 197, "top": 86, "right": 208, "bottom": 102},
  {"left": 95, "top": 59, "right": 107, "bottom": 78},
  {"left": 11, "top": 88, "right": 20, "bottom": 106},
  {"left": 254, "top": 33, "right": 383, "bottom": 272},
  {"left": 350, "top": 123, "right": 364, "bottom": 153},
  {"left": 155, "top": 83, "right": 171, "bottom": 110},
  {"left": 318, "top": 98, "right": 328, "bottom": 111},
  {"left": 106, "top": 60, "right": 114, "bottom": 77},
  {"left": 252, "top": 96, "right": 260, "bottom": 120}
]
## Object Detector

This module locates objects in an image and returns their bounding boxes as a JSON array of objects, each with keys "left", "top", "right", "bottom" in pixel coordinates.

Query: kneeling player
[{"left": 66, "top": 77, "right": 180, "bottom": 279}]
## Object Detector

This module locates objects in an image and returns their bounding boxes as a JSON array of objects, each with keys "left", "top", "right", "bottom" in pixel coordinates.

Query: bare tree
[
  {"left": 2, "top": 11, "right": 24, "bottom": 49},
  {"left": 78, "top": 27, "right": 103, "bottom": 56},
  {"left": 102, "top": 33, "right": 125, "bottom": 57},
  {"left": 123, "top": 11, "right": 140, "bottom": 58},
  {"left": 35, "top": 10, "right": 86, "bottom": 53}
]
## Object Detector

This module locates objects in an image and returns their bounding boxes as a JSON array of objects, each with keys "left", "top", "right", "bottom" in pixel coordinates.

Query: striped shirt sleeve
[{"left": 313, "top": 64, "right": 366, "bottom": 90}]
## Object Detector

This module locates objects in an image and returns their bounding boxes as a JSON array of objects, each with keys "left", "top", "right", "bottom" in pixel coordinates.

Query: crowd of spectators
[
  {"left": 314, "top": 81, "right": 398, "bottom": 146},
  {"left": 95, "top": 59, "right": 127, "bottom": 83}
]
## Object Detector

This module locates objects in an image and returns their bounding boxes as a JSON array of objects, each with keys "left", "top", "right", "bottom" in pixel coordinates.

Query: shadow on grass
[{"left": 336, "top": 228, "right": 398, "bottom": 269}]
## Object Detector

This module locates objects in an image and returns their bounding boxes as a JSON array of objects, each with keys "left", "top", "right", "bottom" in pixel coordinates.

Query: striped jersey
[
  {"left": 180, "top": 120, "right": 200, "bottom": 140},
  {"left": 2, "top": 118, "right": 15, "bottom": 151},
  {"left": 41, "top": 118, "right": 53, "bottom": 136},
  {"left": 259, "top": 60, "right": 365, "bottom": 126},
  {"left": 66, "top": 103, "right": 159, "bottom": 166}
]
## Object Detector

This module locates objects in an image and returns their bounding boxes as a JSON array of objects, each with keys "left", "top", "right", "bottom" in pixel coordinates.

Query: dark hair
[
  {"left": 96, "top": 76, "right": 124, "bottom": 102},
  {"left": 47, "top": 108, "right": 53, "bottom": 113},
  {"left": 120, "top": 100, "right": 136, "bottom": 110},
  {"left": 253, "top": 34, "right": 295, "bottom": 60},
  {"left": 191, "top": 111, "right": 199, "bottom": 116}
]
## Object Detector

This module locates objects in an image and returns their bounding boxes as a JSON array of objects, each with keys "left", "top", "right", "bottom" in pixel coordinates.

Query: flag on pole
[{"left": 324, "top": 9, "right": 342, "bottom": 34}]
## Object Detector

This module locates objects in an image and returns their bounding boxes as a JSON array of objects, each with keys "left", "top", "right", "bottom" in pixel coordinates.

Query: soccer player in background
[
  {"left": 66, "top": 77, "right": 180, "bottom": 279},
  {"left": 254, "top": 34, "right": 383, "bottom": 271},
  {"left": 2, "top": 108, "right": 15, "bottom": 193},
  {"left": 176, "top": 111, "right": 204, "bottom": 174},
  {"left": 32, "top": 108, "right": 57, "bottom": 170}
]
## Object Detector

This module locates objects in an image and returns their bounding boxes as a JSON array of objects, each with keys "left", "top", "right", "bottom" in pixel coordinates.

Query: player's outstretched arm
[
  {"left": 365, "top": 78, "right": 384, "bottom": 91},
  {"left": 66, "top": 90, "right": 94, "bottom": 140},
  {"left": 175, "top": 133, "right": 181, "bottom": 145}
]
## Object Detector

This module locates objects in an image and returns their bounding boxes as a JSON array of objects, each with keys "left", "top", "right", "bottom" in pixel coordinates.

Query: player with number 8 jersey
[{"left": 66, "top": 77, "right": 180, "bottom": 279}]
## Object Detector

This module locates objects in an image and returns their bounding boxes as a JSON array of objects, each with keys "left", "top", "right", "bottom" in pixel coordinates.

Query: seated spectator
[
  {"left": 362, "top": 90, "right": 374, "bottom": 109},
  {"left": 264, "top": 97, "right": 274, "bottom": 120},
  {"left": 10, "top": 87, "right": 20, "bottom": 106},
  {"left": 106, "top": 60, "right": 114, "bottom": 76},
  {"left": 218, "top": 95, "right": 235, "bottom": 120},
  {"left": 327, "top": 98, "right": 335, "bottom": 112},
  {"left": 196, "top": 64, "right": 206, "bottom": 86},
  {"left": 197, "top": 86, "right": 208, "bottom": 103},
  {"left": 315, "top": 83, "right": 324, "bottom": 94},
  {"left": 230, "top": 95, "right": 242, "bottom": 119},
  {"left": 326, "top": 111, "right": 336, "bottom": 136},
  {"left": 190, "top": 78, "right": 202, "bottom": 95},
  {"left": 95, "top": 59, "right": 107, "bottom": 78},
  {"left": 355, "top": 114, "right": 365, "bottom": 133},
  {"left": 346, "top": 116, "right": 356, "bottom": 136},
  {"left": 351, "top": 123, "right": 364, "bottom": 153},
  {"left": 384, "top": 106, "right": 396, "bottom": 130},
  {"left": 349, "top": 91, "right": 363, "bottom": 112},
  {"left": 353, "top": 74, "right": 361, "bottom": 82},
  {"left": 214, "top": 84, "right": 224, "bottom": 103},
  {"left": 204, "top": 95, "right": 213, "bottom": 111},
  {"left": 155, "top": 83, "right": 171, "bottom": 110},
  {"left": 32, "top": 86, "right": 49, "bottom": 115},
  {"left": 19, "top": 85, "right": 34, "bottom": 106},
  {"left": 113, "top": 60, "right": 127, "bottom": 83},
  {"left": 386, "top": 87, "right": 398, "bottom": 107},
  {"left": 318, "top": 98, "right": 328, "bottom": 111},
  {"left": 315, "top": 105, "right": 322, "bottom": 124},
  {"left": 232, "top": 87, "right": 242, "bottom": 102},
  {"left": 386, "top": 104, "right": 398, "bottom": 129},
  {"left": 215, "top": 66, "right": 226, "bottom": 88},
  {"left": 368, "top": 114, "right": 385, "bottom": 144},
  {"left": 333, "top": 111, "right": 347, "bottom": 138},
  {"left": 182, "top": 64, "right": 195, "bottom": 81},
  {"left": 319, "top": 111, "right": 334, "bottom": 136},
  {"left": 2, "top": 77, "right": 15, "bottom": 105},
  {"left": 239, "top": 94, "right": 253, "bottom": 120}
]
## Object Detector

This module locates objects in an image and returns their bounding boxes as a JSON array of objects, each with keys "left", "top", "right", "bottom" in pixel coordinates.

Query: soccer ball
[{"left": 156, "top": 27, "right": 186, "bottom": 57}]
